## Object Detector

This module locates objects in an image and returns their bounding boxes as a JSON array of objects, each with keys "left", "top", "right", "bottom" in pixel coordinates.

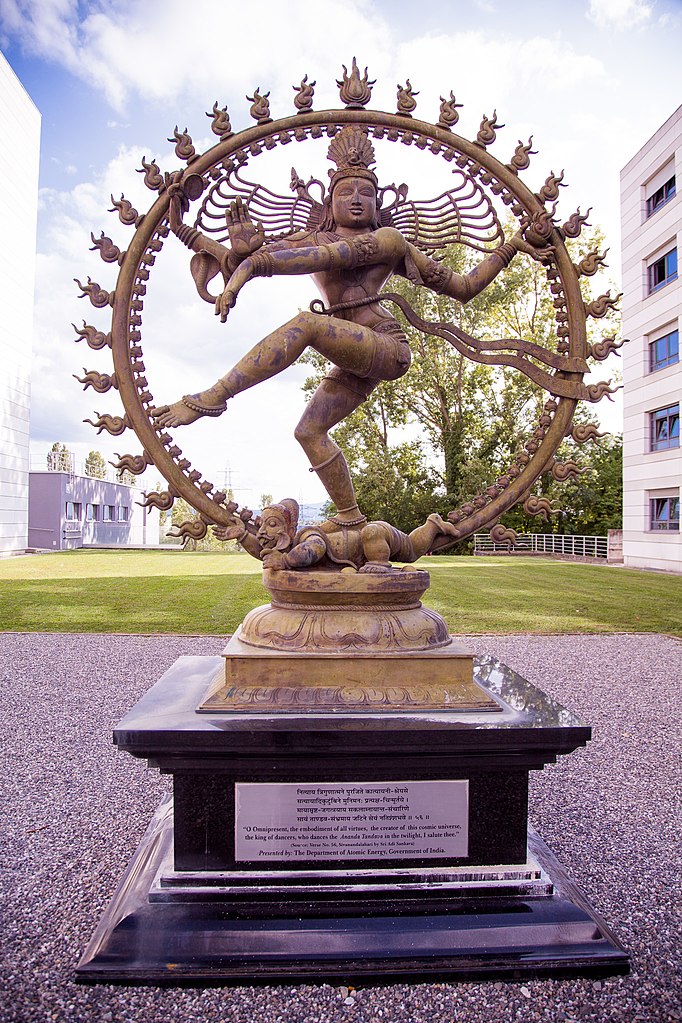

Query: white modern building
[
  {"left": 0, "top": 54, "right": 40, "bottom": 554},
  {"left": 621, "top": 105, "right": 681, "bottom": 572}
]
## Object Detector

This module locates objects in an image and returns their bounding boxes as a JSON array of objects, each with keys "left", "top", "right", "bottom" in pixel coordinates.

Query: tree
[
  {"left": 346, "top": 440, "right": 446, "bottom": 534},
  {"left": 502, "top": 435, "right": 623, "bottom": 536},
  {"left": 260, "top": 493, "right": 273, "bottom": 510},
  {"left": 84, "top": 450, "right": 107, "bottom": 479},
  {"left": 47, "top": 443, "right": 74, "bottom": 473},
  {"left": 556, "top": 435, "right": 623, "bottom": 534},
  {"left": 116, "top": 467, "right": 136, "bottom": 487}
]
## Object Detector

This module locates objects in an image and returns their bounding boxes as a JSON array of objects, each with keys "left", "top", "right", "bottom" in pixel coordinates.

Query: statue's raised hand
[
  {"left": 514, "top": 212, "right": 555, "bottom": 263},
  {"left": 167, "top": 180, "right": 190, "bottom": 234},
  {"left": 226, "top": 198, "right": 265, "bottom": 267}
]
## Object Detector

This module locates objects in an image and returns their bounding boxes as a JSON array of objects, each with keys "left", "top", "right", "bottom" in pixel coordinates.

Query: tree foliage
[
  {"left": 47, "top": 442, "right": 74, "bottom": 473},
  {"left": 502, "top": 434, "right": 623, "bottom": 536},
  {"left": 84, "top": 450, "right": 107, "bottom": 479}
]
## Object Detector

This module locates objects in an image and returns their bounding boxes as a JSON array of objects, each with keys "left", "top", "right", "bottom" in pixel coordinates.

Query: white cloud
[
  {"left": 0, "top": 0, "right": 81, "bottom": 65},
  {"left": 1, "top": 0, "right": 392, "bottom": 112},
  {"left": 586, "top": 0, "right": 653, "bottom": 30}
]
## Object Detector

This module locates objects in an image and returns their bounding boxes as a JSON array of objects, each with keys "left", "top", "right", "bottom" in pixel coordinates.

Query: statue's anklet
[{"left": 182, "top": 394, "right": 227, "bottom": 416}]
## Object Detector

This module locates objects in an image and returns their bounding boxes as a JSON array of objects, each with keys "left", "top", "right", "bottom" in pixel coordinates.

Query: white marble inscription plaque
[{"left": 234, "top": 780, "right": 469, "bottom": 861}]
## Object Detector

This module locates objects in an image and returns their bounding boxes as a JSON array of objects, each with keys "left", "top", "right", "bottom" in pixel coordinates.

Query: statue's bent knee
[{"left": 294, "top": 416, "right": 322, "bottom": 447}]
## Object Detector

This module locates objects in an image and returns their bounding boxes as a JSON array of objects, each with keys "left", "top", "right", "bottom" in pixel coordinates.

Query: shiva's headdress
[{"left": 327, "top": 126, "right": 378, "bottom": 193}]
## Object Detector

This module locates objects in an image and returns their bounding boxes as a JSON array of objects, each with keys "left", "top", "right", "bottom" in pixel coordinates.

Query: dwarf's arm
[
  {"left": 263, "top": 531, "right": 327, "bottom": 570},
  {"left": 213, "top": 522, "right": 262, "bottom": 558}
]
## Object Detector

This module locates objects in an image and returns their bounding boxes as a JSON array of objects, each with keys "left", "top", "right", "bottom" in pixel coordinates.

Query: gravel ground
[{"left": 1, "top": 631, "right": 680, "bottom": 1023}]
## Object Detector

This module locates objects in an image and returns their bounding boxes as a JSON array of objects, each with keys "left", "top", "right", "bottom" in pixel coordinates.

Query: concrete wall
[
  {"left": 621, "top": 105, "right": 682, "bottom": 572},
  {"left": 28, "top": 472, "right": 160, "bottom": 550},
  {"left": 0, "top": 55, "right": 40, "bottom": 554}
]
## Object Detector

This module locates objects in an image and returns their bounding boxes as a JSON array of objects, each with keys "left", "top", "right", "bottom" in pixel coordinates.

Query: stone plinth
[{"left": 75, "top": 654, "right": 629, "bottom": 983}]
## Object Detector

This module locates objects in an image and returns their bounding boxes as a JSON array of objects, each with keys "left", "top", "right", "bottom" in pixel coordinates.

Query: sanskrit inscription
[{"left": 234, "top": 780, "right": 469, "bottom": 861}]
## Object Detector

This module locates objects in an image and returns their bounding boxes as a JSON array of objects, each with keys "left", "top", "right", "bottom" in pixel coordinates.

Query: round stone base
[{"left": 237, "top": 568, "right": 451, "bottom": 654}]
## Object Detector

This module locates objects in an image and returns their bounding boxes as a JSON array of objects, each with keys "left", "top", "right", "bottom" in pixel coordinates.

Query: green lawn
[{"left": 0, "top": 549, "right": 679, "bottom": 635}]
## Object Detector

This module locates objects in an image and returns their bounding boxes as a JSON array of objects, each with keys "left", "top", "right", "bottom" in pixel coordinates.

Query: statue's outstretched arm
[
  {"left": 215, "top": 227, "right": 406, "bottom": 321},
  {"left": 264, "top": 533, "right": 327, "bottom": 571},
  {"left": 213, "top": 521, "right": 262, "bottom": 558},
  {"left": 403, "top": 228, "right": 551, "bottom": 304}
]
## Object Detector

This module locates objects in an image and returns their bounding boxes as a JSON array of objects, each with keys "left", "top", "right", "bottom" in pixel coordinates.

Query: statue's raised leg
[{"left": 152, "top": 311, "right": 377, "bottom": 430}]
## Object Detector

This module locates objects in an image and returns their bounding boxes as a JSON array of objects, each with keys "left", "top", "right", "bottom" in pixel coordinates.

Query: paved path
[{"left": 1, "top": 633, "right": 680, "bottom": 1023}]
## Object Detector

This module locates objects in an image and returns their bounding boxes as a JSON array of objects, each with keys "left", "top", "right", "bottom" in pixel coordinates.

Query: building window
[
  {"left": 648, "top": 248, "right": 677, "bottom": 294},
  {"left": 102, "top": 505, "right": 116, "bottom": 521},
  {"left": 118, "top": 506, "right": 129, "bottom": 522},
  {"left": 650, "top": 496, "right": 680, "bottom": 531},
  {"left": 65, "top": 502, "right": 81, "bottom": 521},
  {"left": 650, "top": 404, "right": 680, "bottom": 451},
  {"left": 646, "top": 175, "right": 676, "bottom": 218},
  {"left": 649, "top": 328, "right": 679, "bottom": 372},
  {"left": 85, "top": 503, "right": 100, "bottom": 521}
]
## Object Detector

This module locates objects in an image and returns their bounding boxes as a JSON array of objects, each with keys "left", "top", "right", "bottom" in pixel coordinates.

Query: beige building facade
[{"left": 621, "top": 105, "right": 681, "bottom": 571}]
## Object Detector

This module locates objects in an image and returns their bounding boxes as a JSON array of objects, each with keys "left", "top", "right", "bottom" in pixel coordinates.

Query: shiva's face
[{"left": 330, "top": 175, "right": 378, "bottom": 230}]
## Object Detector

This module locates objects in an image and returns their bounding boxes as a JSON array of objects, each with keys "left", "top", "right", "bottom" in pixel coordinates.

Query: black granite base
[
  {"left": 75, "top": 655, "right": 629, "bottom": 983},
  {"left": 76, "top": 796, "right": 628, "bottom": 983}
]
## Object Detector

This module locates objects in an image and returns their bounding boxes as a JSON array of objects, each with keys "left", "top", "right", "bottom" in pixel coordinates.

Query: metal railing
[{"left": 474, "top": 532, "right": 609, "bottom": 559}]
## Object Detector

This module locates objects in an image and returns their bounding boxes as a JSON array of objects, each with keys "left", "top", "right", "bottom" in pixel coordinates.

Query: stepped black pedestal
[{"left": 76, "top": 654, "right": 629, "bottom": 983}]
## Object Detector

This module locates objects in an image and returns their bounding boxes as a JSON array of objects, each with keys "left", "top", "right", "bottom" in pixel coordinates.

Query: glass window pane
[
  {"left": 650, "top": 258, "right": 664, "bottom": 287},
  {"left": 667, "top": 249, "right": 678, "bottom": 277}
]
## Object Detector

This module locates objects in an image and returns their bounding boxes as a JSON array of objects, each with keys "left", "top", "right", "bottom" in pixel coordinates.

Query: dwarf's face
[{"left": 257, "top": 507, "right": 292, "bottom": 552}]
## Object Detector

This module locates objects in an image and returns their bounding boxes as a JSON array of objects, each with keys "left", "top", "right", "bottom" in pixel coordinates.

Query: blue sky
[{"left": 2, "top": 0, "right": 681, "bottom": 503}]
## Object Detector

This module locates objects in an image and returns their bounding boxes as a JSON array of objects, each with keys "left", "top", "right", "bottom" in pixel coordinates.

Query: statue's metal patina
[{"left": 75, "top": 58, "right": 621, "bottom": 577}]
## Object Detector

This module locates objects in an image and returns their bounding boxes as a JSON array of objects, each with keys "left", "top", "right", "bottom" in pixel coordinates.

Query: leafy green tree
[
  {"left": 557, "top": 435, "right": 623, "bottom": 534},
  {"left": 347, "top": 440, "right": 446, "bottom": 534},
  {"left": 507, "top": 434, "right": 623, "bottom": 536},
  {"left": 47, "top": 443, "right": 74, "bottom": 473},
  {"left": 84, "top": 450, "right": 107, "bottom": 479}
]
